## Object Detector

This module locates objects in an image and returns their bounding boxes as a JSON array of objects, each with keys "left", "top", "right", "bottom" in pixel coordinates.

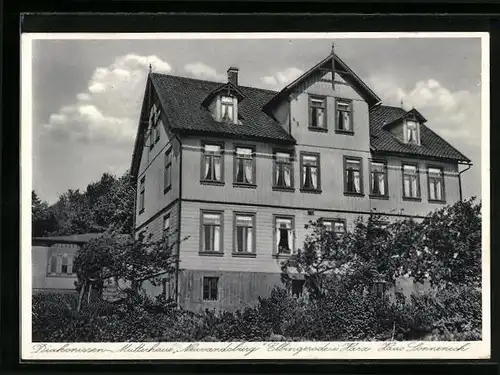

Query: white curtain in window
[
  {"left": 287, "top": 229, "right": 293, "bottom": 252},
  {"left": 311, "top": 168, "right": 318, "bottom": 189},
  {"left": 214, "top": 158, "right": 221, "bottom": 180},
  {"left": 244, "top": 160, "right": 252, "bottom": 183},
  {"left": 247, "top": 228, "right": 253, "bottom": 252},
  {"left": 435, "top": 180, "right": 442, "bottom": 199},
  {"left": 204, "top": 157, "right": 210, "bottom": 179},
  {"left": 213, "top": 226, "right": 220, "bottom": 252},
  {"left": 284, "top": 165, "right": 291, "bottom": 186},
  {"left": 404, "top": 177, "right": 410, "bottom": 196},
  {"left": 353, "top": 173, "right": 360, "bottom": 193},
  {"left": 378, "top": 174, "right": 385, "bottom": 195},
  {"left": 342, "top": 112, "right": 350, "bottom": 130},
  {"left": 411, "top": 176, "right": 418, "bottom": 197},
  {"left": 68, "top": 256, "right": 73, "bottom": 274},
  {"left": 317, "top": 109, "right": 324, "bottom": 126}
]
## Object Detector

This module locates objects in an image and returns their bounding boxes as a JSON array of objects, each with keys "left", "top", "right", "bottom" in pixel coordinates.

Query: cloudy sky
[{"left": 30, "top": 36, "right": 483, "bottom": 204}]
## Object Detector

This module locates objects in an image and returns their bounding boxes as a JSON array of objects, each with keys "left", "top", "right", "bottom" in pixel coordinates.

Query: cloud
[
  {"left": 183, "top": 62, "right": 225, "bottom": 82},
  {"left": 260, "top": 67, "right": 304, "bottom": 87},
  {"left": 368, "top": 76, "right": 481, "bottom": 146},
  {"left": 42, "top": 54, "right": 172, "bottom": 145}
]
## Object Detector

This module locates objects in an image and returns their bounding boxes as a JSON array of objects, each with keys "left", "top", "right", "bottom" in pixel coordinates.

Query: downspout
[
  {"left": 458, "top": 162, "right": 473, "bottom": 201},
  {"left": 173, "top": 132, "right": 183, "bottom": 308}
]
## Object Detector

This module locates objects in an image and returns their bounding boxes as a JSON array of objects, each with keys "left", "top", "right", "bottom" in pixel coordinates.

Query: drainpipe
[
  {"left": 173, "top": 133, "right": 183, "bottom": 309},
  {"left": 458, "top": 163, "right": 473, "bottom": 201}
]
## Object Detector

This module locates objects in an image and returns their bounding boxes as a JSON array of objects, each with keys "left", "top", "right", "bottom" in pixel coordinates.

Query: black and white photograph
[{"left": 22, "top": 32, "right": 490, "bottom": 360}]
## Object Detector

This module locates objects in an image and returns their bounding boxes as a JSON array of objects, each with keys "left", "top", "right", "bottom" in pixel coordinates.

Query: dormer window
[
  {"left": 405, "top": 120, "right": 420, "bottom": 145},
  {"left": 221, "top": 96, "right": 235, "bottom": 123}
]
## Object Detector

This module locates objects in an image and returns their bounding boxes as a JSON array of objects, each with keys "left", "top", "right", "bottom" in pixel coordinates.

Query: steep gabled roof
[
  {"left": 370, "top": 105, "right": 470, "bottom": 163},
  {"left": 150, "top": 73, "right": 295, "bottom": 144},
  {"left": 264, "top": 53, "right": 382, "bottom": 114}
]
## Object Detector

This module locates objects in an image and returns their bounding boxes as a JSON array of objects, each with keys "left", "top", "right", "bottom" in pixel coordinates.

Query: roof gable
[
  {"left": 263, "top": 52, "right": 381, "bottom": 114},
  {"left": 200, "top": 82, "right": 246, "bottom": 108}
]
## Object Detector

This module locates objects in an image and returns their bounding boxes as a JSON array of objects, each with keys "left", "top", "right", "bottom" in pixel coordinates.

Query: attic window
[
  {"left": 405, "top": 120, "right": 420, "bottom": 145},
  {"left": 221, "top": 96, "right": 235, "bottom": 123}
]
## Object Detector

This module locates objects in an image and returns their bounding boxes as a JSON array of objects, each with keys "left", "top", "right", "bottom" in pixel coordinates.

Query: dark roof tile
[
  {"left": 369, "top": 105, "right": 470, "bottom": 162},
  {"left": 150, "top": 73, "right": 296, "bottom": 144}
]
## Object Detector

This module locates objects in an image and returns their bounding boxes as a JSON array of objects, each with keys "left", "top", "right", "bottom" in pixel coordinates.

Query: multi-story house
[{"left": 130, "top": 47, "right": 471, "bottom": 312}]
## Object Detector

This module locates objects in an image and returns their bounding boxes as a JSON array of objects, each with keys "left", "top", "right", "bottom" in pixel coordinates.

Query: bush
[{"left": 32, "top": 283, "right": 481, "bottom": 342}]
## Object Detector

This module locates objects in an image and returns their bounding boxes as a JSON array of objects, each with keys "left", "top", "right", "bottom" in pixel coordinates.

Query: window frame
[
  {"left": 369, "top": 159, "right": 389, "bottom": 199},
  {"left": 320, "top": 218, "right": 347, "bottom": 236},
  {"left": 308, "top": 94, "right": 328, "bottom": 132},
  {"left": 427, "top": 165, "right": 446, "bottom": 203},
  {"left": 164, "top": 147, "right": 172, "bottom": 193},
  {"left": 202, "top": 276, "right": 219, "bottom": 301},
  {"left": 404, "top": 119, "right": 420, "bottom": 145},
  {"left": 273, "top": 214, "right": 295, "bottom": 256},
  {"left": 232, "top": 212, "right": 257, "bottom": 257},
  {"left": 220, "top": 95, "right": 235, "bottom": 123},
  {"left": 233, "top": 144, "right": 257, "bottom": 187},
  {"left": 272, "top": 149, "right": 295, "bottom": 192},
  {"left": 138, "top": 176, "right": 145, "bottom": 214},
  {"left": 401, "top": 162, "right": 421, "bottom": 201},
  {"left": 343, "top": 156, "right": 364, "bottom": 196},
  {"left": 163, "top": 213, "right": 171, "bottom": 246},
  {"left": 299, "top": 151, "right": 322, "bottom": 193},
  {"left": 200, "top": 141, "right": 225, "bottom": 185},
  {"left": 199, "top": 210, "right": 224, "bottom": 256},
  {"left": 46, "top": 249, "right": 75, "bottom": 277},
  {"left": 335, "top": 98, "right": 354, "bottom": 134}
]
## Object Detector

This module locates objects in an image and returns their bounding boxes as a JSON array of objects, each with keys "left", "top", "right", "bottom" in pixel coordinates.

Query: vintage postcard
[{"left": 21, "top": 32, "right": 490, "bottom": 360}]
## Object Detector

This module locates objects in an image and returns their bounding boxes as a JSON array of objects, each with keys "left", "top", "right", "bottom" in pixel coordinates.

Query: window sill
[
  {"left": 300, "top": 188, "right": 322, "bottom": 194},
  {"left": 428, "top": 199, "right": 446, "bottom": 204},
  {"left": 202, "top": 299, "right": 219, "bottom": 302},
  {"left": 199, "top": 251, "right": 224, "bottom": 257},
  {"left": 344, "top": 192, "right": 364, "bottom": 197},
  {"left": 233, "top": 182, "right": 257, "bottom": 189},
  {"left": 163, "top": 186, "right": 172, "bottom": 194},
  {"left": 335, "top": 129, "right": 354, "bottom": 135},
  {"left": 46, "top": 274, "right": 77, "bottom": 278},
  {"left": 369, "top": 194, "right": 389, "bottom": 200},
  {"left": 402, "top": 196, "right": 422, "bottom": 202},
  {"left": 200, "top": 180, "right": 225, "bottom": 186},
  {"left": 232, "top": 252, "right": 257, "bottom": 258},
  {"left": 139, "top": 209, "right": 145, "bottom": 215},
  {"left": 272, "top": 186, "right": 295, "bottom": 192},
  {"left": 273, "top": 252, "right": 292, "bottom": 259},
  {"left": 308, "top": 127, "right": 328, "bottom": 133}
]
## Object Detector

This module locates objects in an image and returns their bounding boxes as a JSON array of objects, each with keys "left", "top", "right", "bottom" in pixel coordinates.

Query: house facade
[{"left": 130, "top": 48, "right": 471, "bottom": 312}]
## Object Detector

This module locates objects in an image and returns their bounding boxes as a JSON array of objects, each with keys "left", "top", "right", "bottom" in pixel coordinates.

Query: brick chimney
[{"left": 227, "top": 67, "right": 239, "bottom": 86}]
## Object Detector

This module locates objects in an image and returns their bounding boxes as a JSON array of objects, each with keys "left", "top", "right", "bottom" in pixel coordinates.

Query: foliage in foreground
[{"left": 33, "top": 283, "right": 481, "bottom": 343}]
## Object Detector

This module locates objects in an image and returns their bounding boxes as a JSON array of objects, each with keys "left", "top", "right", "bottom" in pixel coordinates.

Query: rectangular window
[
  {"left": 47, "top": 252, "right": 74, "bottom": 276},
  {"left": 403, "top": 164, "right": 420, "bottom": 199},
  {"left": 273, "top": 151, "right": 293, "bottom": 189},
  {"left": 201, "top": 212, "right": 222, "bottom": 252},
  {"left": 275, "top": 216, "right": 294, "bottom": 255},
  {"left": 406, "top": 120, "right": 419, "bottom": 144},
  {"left": 344, "top": 157, "right": 363, "bottom": 194},
  {"left": 234, "top": 147, "right": 255, "bottom": 185},
  {"left": 370, "top": 161, "right": 388, "bottom": 197},
  {"left": 221, "top": 96, "right": 234, "bottom": 122},
  {"left": 234, "top": 214, "right": 255, "bottom": 254},
  {"left": 164, "top": 149, "right": 172, "bottom": 192},
  {"left": 428, "top": 167, "right": 445, "bottom": 201},
  {"left": 163, "top": 214, "right": 170, "bottom": 246},
  {"left": 309, "top": 96, "right": 326, "bottom": 129},
  {"left": 139, "top": 177, "right": 145, "bottom": 212},
  {"left": 202, "top": 144, "right": 223, "bottom": 182},
  {"left": 300, "top": 153, "right": 320, "bottom": 191},
  {"left": 291, "top": 279, "right": 305, "bottom": 297},
  {"left": 203, "top": 277, "right": 219, "bottom": 301},
  {"left": 322, "top": 219, "right": 347, "bottom": 236},
  {"left": 336, "top": 99, "right": 353, "bottom": 132}
]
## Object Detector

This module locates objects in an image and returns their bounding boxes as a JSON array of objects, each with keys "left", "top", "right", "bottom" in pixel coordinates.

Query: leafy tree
[
  {"left": 281, "top": 198, "right": 482, "bottom": 298},
  {"left": 32, "top": 191, "right": 58, "bottom": 236},
  {"left": 73, "top": 232, "right": 178, "bottom": 311}
]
